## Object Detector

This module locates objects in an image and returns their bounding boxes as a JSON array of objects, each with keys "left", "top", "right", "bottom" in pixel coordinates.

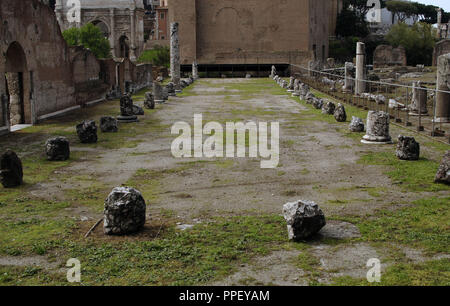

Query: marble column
[
  {"left": 5, "top": 73, "right": 22, "bottom": 126},
  {"left": 435, "top": 53, "right": 450, "bottom": 123},
  {"left": 170, "top": 22, "right": 181, "bottom": 92},
  {"left": 355, "top": 42, "right": 366, "bottom": 95},
  {"left": 192, "top": 60, "right": 199, "bottom": 80},
  {"left": 410, "top": 81, "right": 428, "bottom": 115},
  {"left": 129, "top": 9, "right": 137, "bottom": 62},
  {"left": 109, "top": 8, "right": 116, "bottom": 58}
]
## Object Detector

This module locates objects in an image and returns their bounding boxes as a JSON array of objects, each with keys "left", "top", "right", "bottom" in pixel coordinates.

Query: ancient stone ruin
[
  {"left": 153, "top": 82, "right": 165, "bottom": 104},
  {"left": 396, "top": 135, "right": 420, "bottom": 161},
  {"left": 409, "top": 81, "right": 428, "bottom": 115},
  {"left": 373, "top": 45, "right": 407, "bottom": 68},
  {"left": 435, "top": 53, "right": 450, "bottom": 123},
  {"left": 282, "top": 200, "right": 326, "bottom": 241},
  {"left": 434, "top": 151, "right": 450, "bottom": 184},
  {"left": 321, "top": 100, "right": 336, "bottom": 115},
  {"left": 355, "top": 42, "right": 366, "bottom": 95},
  {"left": 76, "top": 120, "right": 98, "bottom": 144},
  {"left": 349, "top": 116, "right": 365, "bottom": 132},
  {"left": 45, "top": 137, "right": 70, "bottom": 161},
  {"left": 100, "top": 117, "right": 118, "bottom": 133},
  {"left": 104, "top": 187, "right": 147, "bottom": 235},
  {"left": 362, "top": 111, "right": 392, "bottom": 144},
  {"left": 144, "top": 92, "right": 155, "bottom": 110},
  {"left": 170, "top": 22, "right": 182, "bottom": 93},
  {"left": 118, "top": 94, "right": 138, "bottom": 123},
  {"left": 334, "top": 103, "right": 347, "bottom": 122},
  {"left": 0, "top": 150, "right": 23, "bottom": 188}
]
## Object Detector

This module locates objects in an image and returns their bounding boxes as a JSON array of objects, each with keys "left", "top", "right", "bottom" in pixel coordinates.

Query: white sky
[{"left": 414, "top": 0, "right": 450, "bottom": 12}]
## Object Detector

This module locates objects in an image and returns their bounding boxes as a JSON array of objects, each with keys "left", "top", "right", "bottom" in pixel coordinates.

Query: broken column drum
[
  {"left": 362, "top": 111, "right": 392, "bottom": 144},
  {"left": 410, "top": 81, "right": 428, "bottom": 115},
  {"left": 435, "top": 53, "right": 450, "bottom": 123}
]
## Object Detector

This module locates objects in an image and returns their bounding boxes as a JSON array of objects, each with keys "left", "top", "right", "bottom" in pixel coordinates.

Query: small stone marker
[
  {"left": 132, "top": 105, "right": 145, "bottom": 116},
  {"left": 321, "top": 100, "right": 336, "bottom": 115},
  {"left": 76, "top": 120, "right": 98, "bottom": 144},
  {"left": 166, "top": 82, "right": 176, "bottom": 97},
  {"left": 0, "top": 150, "right": 23, "bottom": 188},
  {"left": 349, "top": 116, "right": 365, "bottom": 132},
  {"left": 283, "top": 200, "right": 326, "bottom": 241},
  {"left": 117, "top": 94, "right": 138, "bottom": 123},
  {"left": 100, "top": 116, "right": 118, "bottom": 133},
  {"left": 334, "top": 103, "right": 347, "bottom": 122},
  {"left": 312, "top": 98, "right": 323, "bottom": 109},
  {"left": 362, "top": 111, "right": 392, "bottom": 144},
  {"left": 434, "top": 150, "right": 450, "bottom": 184},
  {"left": 45, "top": 137, "right": 70, "bottom": 161},
  {"left": 144, "top": 92, "right": 155, "bottom": 109},
  {"left": 104, "top": 187, "right": 147, "bottom": 235},
  {"left": 153, "top": 82, "right": 165, "bottom": 104},
  {"left": 396, "top": 135, "right": 420, "bottom": 160}
]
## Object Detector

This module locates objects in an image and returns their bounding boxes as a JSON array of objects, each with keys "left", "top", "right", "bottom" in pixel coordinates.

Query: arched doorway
[
  {"left": 119, "top": 36, "right": 130, "bottom": 59},
  {"left": 91, "top": 20, "right": 109, "bottom": 39},
  {"left": 4, "top": 42, "right": 31, "bottom": 126}
]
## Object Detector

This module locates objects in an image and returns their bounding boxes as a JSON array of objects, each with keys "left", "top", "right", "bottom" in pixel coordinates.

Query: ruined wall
[
  {"left": 373, "top": 45, "right": 407, "bottom": 68},
  {"left": 433, "top": 40, "right": 450, "bottom": 66},
  {"left": 169, "top": 0, "right": 331, "bottom": 66},
  {"left": 0, "top": 0, "right": 76, "bottom": 125}
]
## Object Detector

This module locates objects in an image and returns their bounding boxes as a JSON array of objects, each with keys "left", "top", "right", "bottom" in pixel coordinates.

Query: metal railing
[{"left": 291, "top": 65, "right": 450, "bottom": 144}]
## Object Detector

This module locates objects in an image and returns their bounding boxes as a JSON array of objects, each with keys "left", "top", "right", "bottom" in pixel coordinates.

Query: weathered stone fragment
[
  {"left": 144, "top": 92, "right": 155, "bottom": 109},
  {"left": 0, "top": 150, "right": 23, "bottom": 188},
  {"left": 334, "top": 103, "right": 347, "bottom": 122},
  {"left": 396, "top": 135, "right": 420, "bottom": 160},
  {"left": 100, "top": 116, "right": 118, "bottom": 133},
  {"left": 282, "top": 200, "right": 326, "bottom": 241},
  {"left": 104, "top": 187, "right": 147, "bottom": 235},
  {"left": 362, "top": 111, "right": 392, "bottom": 144},
  {"left": 321, "top": 100, "right": 336, "bottom": 115},
  {"left": 76, "top": 120, "right": 98, "bottom": 143},
  {"left": 349, "top": 116, "right": 364, "bottom": 132},
  {"left": 45, "top": 137, "right": 70, "bottom": 161},
  {"left": 434, "top": 151, "right": 450, "bottom": 184}
]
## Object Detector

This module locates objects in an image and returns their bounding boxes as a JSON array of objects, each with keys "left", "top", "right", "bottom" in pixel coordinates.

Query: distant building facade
[
  {"left": 55, "top": 0, "right": 146, "bottom": 61},
  {"left": 169, "top": 0, "right": 336, "bottom": 67}
]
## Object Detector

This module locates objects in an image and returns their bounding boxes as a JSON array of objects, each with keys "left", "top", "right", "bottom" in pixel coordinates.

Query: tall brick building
[{"left": 169, "top": 0, "right": 339, "bottom": 69}]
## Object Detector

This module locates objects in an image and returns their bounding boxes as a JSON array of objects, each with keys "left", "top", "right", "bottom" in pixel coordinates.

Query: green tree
[
  {"left": 62, "top": 23, "right": 111, "bottom": 59},
  {"left": 336, "top": 9, "right": 369, "bottom": 37},
  {"left": 386, "top": 0, "right": 418, "bottom": 23},
  {"left": 386, "top": 22, "right": 436, "bottom": 66},
  {"left": 138, "top": 45, "right": 170, "bottom": 68}
]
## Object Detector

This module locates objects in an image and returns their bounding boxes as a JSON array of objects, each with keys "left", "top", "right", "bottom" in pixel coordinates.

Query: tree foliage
[
  {"left": 386, "top": 22, "right": 436, "bottom": 66},
  {"left": 62, "top": 23, "right": 111, "bottom": 59},
  {"left": 138, "top": 45, "right": 170, "bottom": 68}
]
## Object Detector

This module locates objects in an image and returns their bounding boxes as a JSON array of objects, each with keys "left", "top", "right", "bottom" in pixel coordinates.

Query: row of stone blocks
[{"left": 0, "top": 77, "right": 199, "bottom": 237}]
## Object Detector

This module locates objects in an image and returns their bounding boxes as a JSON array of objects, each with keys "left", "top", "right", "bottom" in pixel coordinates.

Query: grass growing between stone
[{"left": 0, "top": 214, "right": 290, "bottom": 285}]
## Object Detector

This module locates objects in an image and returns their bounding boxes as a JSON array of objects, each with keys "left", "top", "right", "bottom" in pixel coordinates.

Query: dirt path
[{"left": 1, "top": 78, "right": 447, "bottom": 285}]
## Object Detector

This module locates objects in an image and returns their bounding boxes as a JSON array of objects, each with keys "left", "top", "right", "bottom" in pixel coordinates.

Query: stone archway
[
  {"left": 4, "top": 42, "right": 31, "bottom": 126},
  {"left": 91, "top": 20, "right": 110, "bottom": 39}
]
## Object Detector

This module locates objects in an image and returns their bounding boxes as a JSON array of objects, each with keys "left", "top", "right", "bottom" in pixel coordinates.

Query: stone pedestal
[
  {"left": 170, "top": 22, "right": 181, "bottom": 92},
  {"left": 435, "top": 53, "right": 450, "bottom": 123},
  {"left": 355, "top": 42, "right": 366, "bottom": 95},
  {"left": 117, "top": 94, "right": 138, "bottom": 123},
  {"left": 361, "top": 111, "right": 392, "bottom": 144},
  {"left": 153, "top": 82, "right": 165, "bottom": 104},
  {"left": 343, "top": 62, "right": 354, "bottom": 93},
  {"left": 270, "top": 65, "right": 277, "bottom": 78},
  {"left": 409, "top": 81, "right": 428, "bottom": 115}
]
